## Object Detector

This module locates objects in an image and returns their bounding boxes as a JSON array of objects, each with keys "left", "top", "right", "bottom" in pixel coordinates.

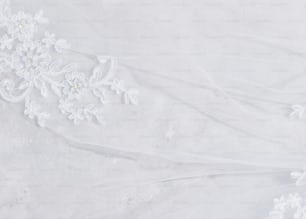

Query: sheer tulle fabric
[{"left": 0, "top": 0, "right": 305, "bottom": 218}]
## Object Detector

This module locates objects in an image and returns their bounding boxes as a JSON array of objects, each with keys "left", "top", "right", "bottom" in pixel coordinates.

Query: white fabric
[{"left": 0, "top": 0, "right": 305, "bottom": 218}]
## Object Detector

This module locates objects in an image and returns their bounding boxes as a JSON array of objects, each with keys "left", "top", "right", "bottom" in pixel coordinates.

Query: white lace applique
[
  {"left": 268, "top": 169, "right": 306, "bottom": 219},
  {"left": 0, "top": 0, "right": 138, "bottom": 127},
  {"left": 269, "top": 193, "right": 306, "bottom": 219}
]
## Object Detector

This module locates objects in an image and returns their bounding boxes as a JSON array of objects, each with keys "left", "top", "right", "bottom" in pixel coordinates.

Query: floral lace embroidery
[
  {"left": 268, "top": 169, "right": 306, "bottom": 219},
  {"left": 0, "top": 0, "right": 138, "bottom": 127},
  {"left": 269, "top": 193, "right": 306, "bottom": 219}
]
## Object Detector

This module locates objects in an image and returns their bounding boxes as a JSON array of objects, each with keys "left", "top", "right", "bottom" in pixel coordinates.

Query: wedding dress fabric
[{"left": 0, "top": 0, "right": 306, "bottom": 218}]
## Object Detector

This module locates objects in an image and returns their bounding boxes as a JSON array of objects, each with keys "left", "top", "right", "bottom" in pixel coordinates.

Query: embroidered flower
[
  {"left": 7, "top": 11, "right": 36, "bottom": 41},
  {"left": 62, "top": 72, "right": 88, "bottom": 99},
  {"left": 11, "top": 42, "right": 51, "bottom": 96},
  {"left": 6, "top": 10, "right": 47, "bottom": 42},
  {"left": 12, "top": 41, "right": 50, "bottom": 73}
]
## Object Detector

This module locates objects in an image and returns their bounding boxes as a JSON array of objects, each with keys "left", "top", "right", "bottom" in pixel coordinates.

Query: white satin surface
[{"left": 1, "top": 0, "right": 306, "bottom": 218}]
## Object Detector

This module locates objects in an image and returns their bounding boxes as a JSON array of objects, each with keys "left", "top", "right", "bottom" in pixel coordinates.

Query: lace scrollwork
[{"left": 0, "top": 0, "right": 138, "bottom": 127}]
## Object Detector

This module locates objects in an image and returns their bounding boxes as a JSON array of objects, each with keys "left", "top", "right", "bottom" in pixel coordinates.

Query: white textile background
[{"left": 1, "top": 0, "right": 306, "bottom": 218}]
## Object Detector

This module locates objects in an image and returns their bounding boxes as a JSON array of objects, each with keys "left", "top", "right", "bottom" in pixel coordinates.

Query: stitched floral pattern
[
  {"left": 269, "top": 193, "right": 306, "bottom": 219},
  {"left": 268, "top": 169, "right": 306, "bottom": 219},
  {"left": 0, "top": 0, "right": 137, "bottom": 127}
]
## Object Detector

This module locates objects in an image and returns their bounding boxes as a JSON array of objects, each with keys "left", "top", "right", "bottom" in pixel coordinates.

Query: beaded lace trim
[{"left": 0, "top": 0, "right": 138, "bottom": 127}]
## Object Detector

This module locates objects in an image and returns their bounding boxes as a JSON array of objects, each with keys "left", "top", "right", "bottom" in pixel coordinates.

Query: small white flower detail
[
  {"left": 7, "top": 11, "right": 38, "bottom": 41},
  {"left": 14, "top": 42, "right": 50, "bottom": 71},
  {"left": 62, "top": 72, "right": 88, "bottom": 100}
]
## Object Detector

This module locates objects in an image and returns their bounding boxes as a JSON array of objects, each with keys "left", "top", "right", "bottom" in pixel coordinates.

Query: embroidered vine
[{"left": 0, "top": 0, "right": 138, "bottom": 127}]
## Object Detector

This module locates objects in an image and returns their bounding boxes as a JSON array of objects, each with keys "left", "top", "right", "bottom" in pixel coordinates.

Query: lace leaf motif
[{"left": 0, "top": 1, "right": 138, "bottom": 127}]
